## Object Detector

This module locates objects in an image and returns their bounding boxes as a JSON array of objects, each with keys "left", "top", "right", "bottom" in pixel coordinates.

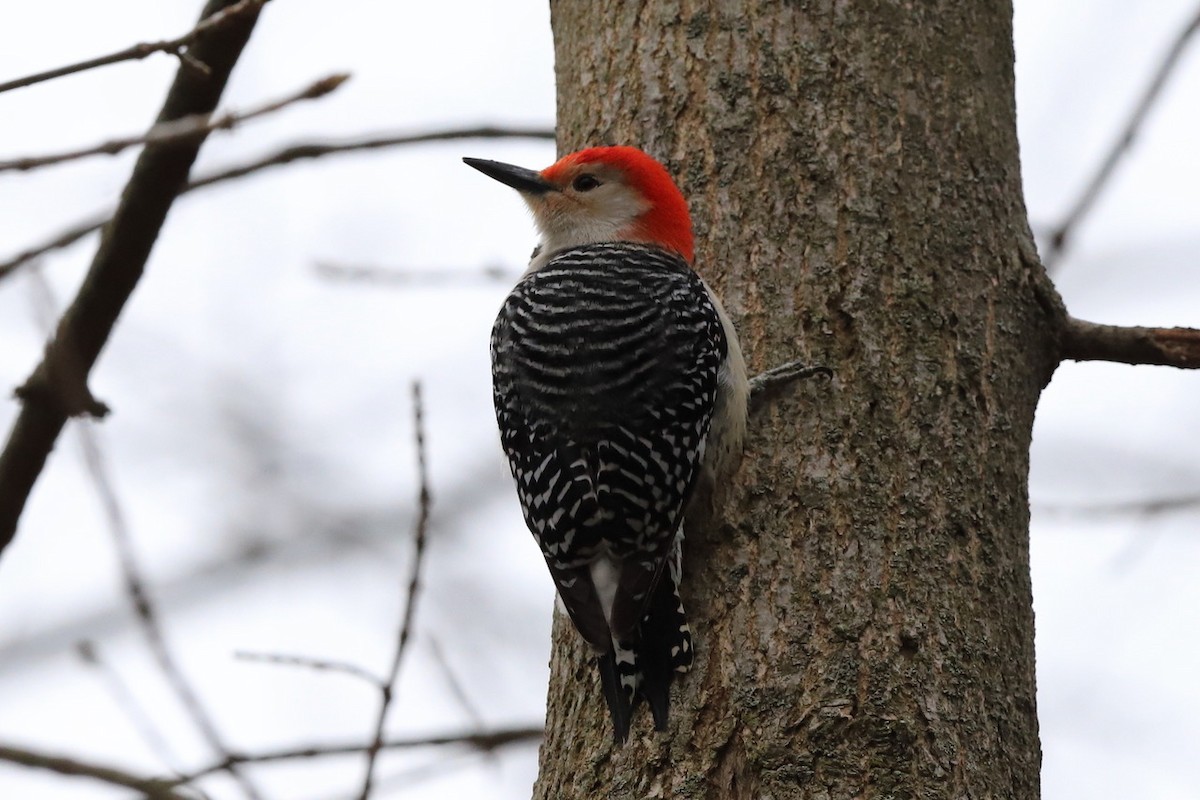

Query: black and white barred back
[{"left": 491, "top": 242, "right": 726, "bottom": 742}]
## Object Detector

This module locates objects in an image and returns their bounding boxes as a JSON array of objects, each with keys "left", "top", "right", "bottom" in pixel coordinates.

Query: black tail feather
[
  {"left": 635, "top": 569, "right": 691, "bottom": 732},
  {"left": 597, "top": 650, "right": 632, "bottom": 744},
  {"left": 596, "top": 533, "right": 693, "bottom": 743},
  {"left": 641, "top": 657, "right": 672, "bottom": 732}
]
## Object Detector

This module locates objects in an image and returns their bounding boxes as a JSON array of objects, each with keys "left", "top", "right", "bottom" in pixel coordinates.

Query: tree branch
[
  {"left": 358, "top": 382, "right": 434, "bottom": 799},
  {"left": 74, "top": 641, "right": 187, "bottom": 776},
  {"left": 315, "top": 260, "right": 518, "bottom": 286},
  {"left": 0, "top": 744, "right": 190, "bottom": 800},
  {"left": 235, "top": 650, "right": 383, "bottom": 686},
  {"left": 0, "top": 125, "right": 554, "bottom": 283},
  {"left": 427, "top": 636, "right": 488, "bottom": 728},
  {"left": 0, "top": 0, "right": 263, "bottom": 566},
  {"left": 0, "top": 460, "right": 508, "bottom": 675},
  {"left": 25, "top": 260, "right": 263, "bottom": 798},
  {"left": 1042, "top": 6, "right": 1200, "bottom": 271},
  {"left": 26, "top": 271, "right": 187, "bottom": 777},
  {"left": 0, "top": 0, "right": 269, "bottom": 94},
  {"left": 0, "top": 73, "right": 348, "bottom": 173},
  {"left": 1036, "top": 494, "right": 1200, "bottom": 517},
  {"left": 1061, "top": 317, "right": 1200, "bottom": 368},
  {"left": 0, "top": 214, "right": 108, "bottom": 283},
  {"left": 186, "top": 124, "right": 556, "bottom": 189},
  {"left": 167, "top": 727, "right": 544, "bottom": 786}
]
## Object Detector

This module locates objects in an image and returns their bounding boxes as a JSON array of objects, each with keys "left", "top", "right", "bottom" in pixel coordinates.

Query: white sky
[{"left": 0, "top": 1, "right": 1197, "bottom": 798}]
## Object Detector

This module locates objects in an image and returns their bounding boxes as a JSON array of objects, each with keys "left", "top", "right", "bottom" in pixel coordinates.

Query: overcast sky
[{"left": 0, "top": 2, "right": 1198, "bottom": 798}]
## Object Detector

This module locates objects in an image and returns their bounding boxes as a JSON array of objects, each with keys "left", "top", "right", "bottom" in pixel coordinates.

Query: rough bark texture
[{"left": 535, "top": 1, "right": 1063, "bottom": 798}]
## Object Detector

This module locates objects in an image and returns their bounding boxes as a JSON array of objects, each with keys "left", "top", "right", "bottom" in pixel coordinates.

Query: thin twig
[
  {"left": 0, "top": 125, "right": 553, "bottom": 284},
  {"left": 0, "top": 743, "right": 191, "bottom": 800},
  {"left": 1061, "top": 316, "right": 1200, "bottom": 369},
  {"left": 1035, "top": 494, "right": 1200, "bottom": 517},
  {"left": 73, "top": 641, "right": 187, "bottom": 775},
  {"left": 92, "top": 436, "right": 264, "bottom": 800},
  {"left": 1035, "top": 496, "right": 1200, "bottom": 577},
  {"left": 336, "top": 750, "right": 496, "bottom": 800},
  {"left": 1, "top": 3, "right": 267, "bottom": 796},
  {"left": 168, "top": 727, "right": 543, "bottom": 787},
  {"left": 315, "top": 261, "right": 518, "bottom": 286},
  {"left": 0, "top": 73, "right": 348, "bottom": 173},
  {"left": 358, "top": 382, "right": 434, "bottom": 800},
  {"left": 427, "top": 637, "right": 486, "bottom": 728},
  {"left": 1042, "top": 5, "right": 1200, "bottom": 270},
  {"left": 0, "top": 0, "right": 269, "bottom": 94},
  {"left": 0, "top": 461, "right": 509, "bottom": 675},
  {"left": 0, "top": 0, "right": 264, "bottom": 556},
  {"left": 24, "top": 266, "right": 262, "bottom": 799},
  {"left": 18, "top": 263, "right": 109, "bottom": 418},
  {"left": 185, "top": 124, "right": 556, "bottom": 189},
  {"left": 235, "top": 650, "right": 382, "bottom": 687},
  {"left": 0, "top": 212, "right": 108, "bottom": 283}
]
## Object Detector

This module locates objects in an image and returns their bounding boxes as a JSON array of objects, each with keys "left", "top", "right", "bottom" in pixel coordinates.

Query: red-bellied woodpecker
[{"left": 464, "top": 146, "right": 748, "bottom": 743}]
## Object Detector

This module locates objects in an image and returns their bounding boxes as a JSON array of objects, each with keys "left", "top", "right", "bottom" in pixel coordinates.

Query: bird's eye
[{"left": 572, "top": 174, "right": 601, "bottom": 192}]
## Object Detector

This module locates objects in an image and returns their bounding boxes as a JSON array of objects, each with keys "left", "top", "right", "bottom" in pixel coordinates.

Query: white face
[{"left": 524, "top": 163, "right": 648, "bottom": 257}]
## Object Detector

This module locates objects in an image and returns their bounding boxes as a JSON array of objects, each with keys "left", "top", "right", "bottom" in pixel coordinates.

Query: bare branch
[
  {"left": 74, "top": 641, "right": 187, "bottom": 775},
  {"left": 1062, "top": 317, "right": 1200, "bottom": 369},
  {"left": 427, "top": 636, "right": 487, "bottom": 728},
  {"left": 1042, "top": 6, "right": 1200, "bottom": 270},
  {"left": 315, "top": 260, "right": 518, "bottom": 286},
  {"left": 358, "top": 382, "right": 434, "bottom": 799},
  {"left": 82, "top": 429, "right": 265, "bottom": 800},
  {"left": 0, "top": 213, "right": 108, "bottom": 283},
  {"left": 1035, "top": 494, "right": 1200, "bottom": 517},
  {"left": 0, "top": 0, "right": 264, "bottom": 556},
  {"left": 0, "top": 125, "right": 553, "bottom": 283},
  {"left": 25, "top": 267, "right": 262, "bottom": 799},
  {"left": 169, "top": 726, "right": 544, "bottom": 786},
  {"left": 18, "top": 265, "right": 110, "bottom": 419},
  {"left": 0, "top": 0, "right": 269, "bottom": 94},
  {"left": 0, "top": 73, "right": 348, "bottom": 173},
  {"left": 0, "top": 743, "right": 191, "bottom": 800},
  {"left": 0, "top": 460, "right": 508, "bottom": 675},
  {"left": 235, "top": 650, "right": 382, "bottom": 687},
  {"left": 351, "top": 751, "right": 496, "bottom": 800},
  {"left": 186, "top": 125, "right": 556, "bottom": 188}
]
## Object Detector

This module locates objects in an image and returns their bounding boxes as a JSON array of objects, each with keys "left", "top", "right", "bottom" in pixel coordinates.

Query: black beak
[{"left": 463, "top": 157, "right": 556, "bottom": 195}]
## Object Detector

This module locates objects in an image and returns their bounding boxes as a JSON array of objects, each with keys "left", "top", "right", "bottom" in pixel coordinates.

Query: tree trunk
[{"left": 536, "top": 1, "right": 1061, "bottom": 797}]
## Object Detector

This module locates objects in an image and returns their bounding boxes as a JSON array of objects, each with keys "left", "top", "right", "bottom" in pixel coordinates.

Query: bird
[{"left": 465, "top": 145, "right": 747, "bottom": 743}]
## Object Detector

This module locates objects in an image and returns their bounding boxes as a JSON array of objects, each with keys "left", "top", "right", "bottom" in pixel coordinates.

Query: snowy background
[{"left": 0, "top": 1, "right": 1197, "bottom": 798}]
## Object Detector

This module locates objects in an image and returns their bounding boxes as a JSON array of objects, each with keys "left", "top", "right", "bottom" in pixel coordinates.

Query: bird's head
[{"left": 463, "top": 145, "right": 694, "bottom": 263}]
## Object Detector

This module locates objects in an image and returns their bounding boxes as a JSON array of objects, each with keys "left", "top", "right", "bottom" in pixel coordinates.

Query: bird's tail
[
  {"left": 632, "top": 542, "right": 693, "bottom": 731},
  {"left": 597, "top": 648, "right": 633, "bottom": 744},
  {"left": 598, "top": 534, "right": 694, "bottom": 742}
]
